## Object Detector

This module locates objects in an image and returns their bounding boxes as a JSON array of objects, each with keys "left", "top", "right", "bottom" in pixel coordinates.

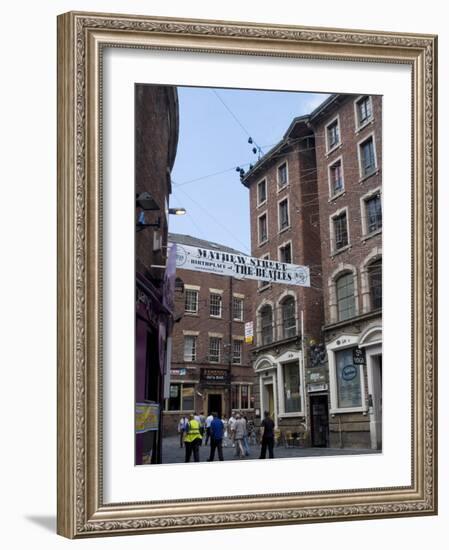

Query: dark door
[
  {"left": 208, "top": 394, "right": 222, "bottom": 417},
  {"left": 310, "top": 395, "right": 329, "bottom": 447}
]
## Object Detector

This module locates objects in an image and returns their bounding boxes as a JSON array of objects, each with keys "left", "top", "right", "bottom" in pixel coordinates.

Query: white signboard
[
  {"left": 172, "top": 243, "right": 310, "bottom": 287},
  {"left": 244, "top": 321, "right": 254, "bottom": 344}
]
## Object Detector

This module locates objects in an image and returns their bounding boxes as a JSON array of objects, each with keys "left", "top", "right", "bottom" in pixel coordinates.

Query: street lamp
[{"left": 168, "top": 207, "right": 187, "bottom": 216}]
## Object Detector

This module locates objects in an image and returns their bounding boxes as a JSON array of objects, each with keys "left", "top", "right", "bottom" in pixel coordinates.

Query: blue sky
[{"left": 169, "top": 87, "right": 329, "bottom": 254}]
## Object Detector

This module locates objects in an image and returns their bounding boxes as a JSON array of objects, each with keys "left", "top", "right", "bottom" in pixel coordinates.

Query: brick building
[
  {"left": 309, "top": 94, "right": 382, "bottom": 450},
  {"left": 241, "top": 93, "right": 382, "bottom": 450},
  {"left": 162, "top": 233, "right": 256, "bottom": 436},
  {"left": 241, "top": 117, "right": 326, "bottom": 447},
  {"left": 135, "top": 84, "right": 179, "bottom": 463}
]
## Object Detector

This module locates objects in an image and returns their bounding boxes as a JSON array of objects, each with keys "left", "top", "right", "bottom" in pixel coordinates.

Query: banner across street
[{"left": 170, "top": 242, "right": 310, "bottom": 287}]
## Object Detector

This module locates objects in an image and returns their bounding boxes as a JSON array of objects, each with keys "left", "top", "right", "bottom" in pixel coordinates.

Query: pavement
[{"left": 161, "top": 435, "right": 380, "bottom": 464}]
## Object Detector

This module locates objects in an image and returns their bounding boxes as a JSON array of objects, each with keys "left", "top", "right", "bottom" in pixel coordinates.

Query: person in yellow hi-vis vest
[{"left": 184, "top": 413, "right": 203, "bottom": 462}]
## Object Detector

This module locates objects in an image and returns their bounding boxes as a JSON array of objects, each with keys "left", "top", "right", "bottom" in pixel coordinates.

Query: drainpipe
[{"left": 300, "top": 309, "right": 309, "bottom": 435}]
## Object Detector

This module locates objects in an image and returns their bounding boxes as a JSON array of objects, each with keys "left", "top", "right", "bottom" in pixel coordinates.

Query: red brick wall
[{"left": 310, "top": 95, "right": 382, "bottom": 326}]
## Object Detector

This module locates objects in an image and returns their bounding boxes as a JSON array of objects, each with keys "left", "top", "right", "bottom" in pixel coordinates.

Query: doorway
[
  {"left": 310, "top": 394, "right": 329, "bottom": 447},
  {"left": 263, "top": 382, "right": 275, "bottom": 422},
  {"left": 369, "top": 354, "right": 382, "bottom": 449},
  {"left": 208, "top": 393, "right": 222, "bottom": 417}
]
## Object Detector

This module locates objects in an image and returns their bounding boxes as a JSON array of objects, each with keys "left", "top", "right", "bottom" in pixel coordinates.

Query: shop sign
[
  {"left": 245, "top": 321, "right": 254, "bottom": 343},
  {"left": 136, "top": 402, "right": 159, "bottom": 433},
  {"left": 353, "top": 348, "right": 366, "bottom": 365},
  {"left": 171, "top": 368, "right": 187, "bottom": 376},
  {"left": 308, "top": 383, "right": 328, "bottom": 393},
  {"left": 200, "top": 368, "right": 230, "bottom": 383},
  {"left": 171, "top": 242, "right": 310, "bottom": 287}
]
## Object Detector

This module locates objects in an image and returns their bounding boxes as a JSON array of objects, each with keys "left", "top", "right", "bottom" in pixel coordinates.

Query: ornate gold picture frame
[{"left": 57, "top": 11, "right": 437, "bottom": 538}]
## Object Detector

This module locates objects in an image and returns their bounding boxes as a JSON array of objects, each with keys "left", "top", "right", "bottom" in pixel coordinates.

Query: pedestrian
[
  {"left": 207, "top": 412, "right": 224, "bottom": 461},
  {"left": 259, "top": 411, "right": 275, "bottom": 459},
  {"left": 177, "top": 415, "right": 189, "bottom": 448},
  {"left": 184, "top": 413, "right": 203, "bottom": 462},
  {"left": 222, "top": 416, "right": 229, "bottom": 447},
  {"left": 198, "top": 411, "right": 206, "bottom": 445},
  {"left": 205, "top": 411, "right": 214, "bottom": 446},
  {"left": 228, "top": 412, "right": 237, "bottom": 448},
  {"left": 233, "top": 413, "right": 246, "bottom": 458},
  {"left": 242, "top": 414, "right": 250, "bottom": 456}
]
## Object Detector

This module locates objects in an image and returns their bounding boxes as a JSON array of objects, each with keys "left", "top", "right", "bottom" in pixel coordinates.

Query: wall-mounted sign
[
  {"left": 171, "top": 368, "right": 187, "bottom": 376},
  {"left": 171, "top": 243, "right": 310, "bottom": 287},
  {"left": 245, "top": 321, "right": 254, "bottom": 343},
  {"left": 353, "top": 348, "right": 366, "bottom": 365},
  {"left": 136, "top": 402, "right": 160, "bottom": 434},
  {"left": 307, "top": 383, "right": 328, "bottom": 393},
  {"left": 200, "top": 368, "right": 230, "bottom": 383}
]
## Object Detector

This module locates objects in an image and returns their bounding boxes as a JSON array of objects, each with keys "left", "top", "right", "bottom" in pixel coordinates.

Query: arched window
[
  {"left": 336, "top": 273, "right": 355, "bottom": 321},
  {"left": 260, "top": 305, "right": 273, "bottom": 345},
  {"left": 281, "top": 296, "right": 296, "bottom": 338},
  {"left": 368, "top": 259, "right": 382, "bottom": 310}
]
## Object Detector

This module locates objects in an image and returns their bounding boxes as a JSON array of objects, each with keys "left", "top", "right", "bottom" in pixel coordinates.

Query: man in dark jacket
[
  {"left": 207, "top": 412, "right": 224, "bottom": 461},
  {"left": 259, "top": 411, "right": 275, "bottom": 459}
]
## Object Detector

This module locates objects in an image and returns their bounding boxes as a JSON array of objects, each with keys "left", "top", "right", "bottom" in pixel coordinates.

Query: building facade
[
  {"left": 309, "top": 94, "right": 383, "bottom": 450},
  {"left": 135, "top": 84, "right": 179, "bottom": 464},
  {"left": 241, "top": 93, "right": 382, "bottom": 450},
  {"left": 241, "top": 118, "right": 327, "bottom": 447},
  {"left": 162, "top": 233, "right": 256, "bottom": 436}
]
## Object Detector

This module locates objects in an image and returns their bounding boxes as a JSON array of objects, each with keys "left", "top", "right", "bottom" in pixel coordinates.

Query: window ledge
[
  {"left": 331, "top": 244, "right": 351, "bottom": 258},
  {"left": 330, "top": 407, "right": 368, "bottom": 416},
  {"left": 257, "top": 200, "right": 267, "bottom": 208},
  {"left": 361, "top": 228, "right": 382, "bottom": 243},
  {"left": 279, "top": 225, "right": 291, "bottom": 235},
  {"left": 258, "top": 284, "right": 272, "bottom": 293},
  {"left": 359, "top": 168, "right": 380, "bottom": 184},
  {"left": 210, "top": 315, "right": 223, "bottom": 319},
  {"left": 326, "top": 143, "right": 342, "bottom": 157},
  {"left": 278, "top": 413, "right": 306, "bottom": 419},
  {"left": 277, "top": 183, "right": 289, "bottom": 193},
  {"left": 258, "top": 239, "right": 269, "bottom": 247},
  {"left": 328, "top": 190, "right": 345, "bottom": 202},
  {"left": 355, "top": 117, "right": 374, "bottom": 134}
]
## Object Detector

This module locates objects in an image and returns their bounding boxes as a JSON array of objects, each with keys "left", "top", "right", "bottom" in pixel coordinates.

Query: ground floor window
[
  {"left": 335, "top": 348, "right": 362, "bottom": 408},
  {"left": 231, "top": 384, "right": 253, "bottom": 410},
  {"left": 282, "top": 362, "right": 301, "bottom": 413},
  {"left": 167, "top": 383, "right": 195, "bottom": 411}
]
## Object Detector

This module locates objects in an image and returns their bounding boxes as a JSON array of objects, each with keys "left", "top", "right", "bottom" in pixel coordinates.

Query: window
[
  {"left": 260, "top": 305, "right": 273, "bottom": 345},
  {"left": 335, "top": 348, "right": 362, "bottom": 408},
  {"left": 209, "top": 293, "right": 222, "bottom": 317},
  {"left": 333, "top": 211, "right": 349, "bottom": 250},
  {"left": 182, "top": 385, "right": 195, "bottom": 411},
  {"left": 232, "top": 296, "right": 244, "bottom": 321},
  {"left": 356, "top": 96, "right": 373, "bottom": 127},
  {"left": 258, "top": 213, "right": 268, "bottom": 244},
  {"left": 184, "top": 289, "right": 198, "bottom": 313},
  {"left": 365, "top": 193, "right": 382, "bottom": 233},
  {"left": 257, "top": 179, "right": 267, "bottom": 205},
  {"left": 279, "top": 198, "right": 290, "bottom": 230},
  {"left": 279, "top": 242, "right": 292, "bottom": 264},
  {"left": 183, "top": 335, "right": 197, "bottom": 362},
  {"left": 336, "top": 273, "right": 356, "bottom": 321},
  {"left": 368, "top": 259, "right": 382, "bottom": 310},
  {"left": 330, "top": 159, "right": 344, "bottom": 196},
  {"left": 327, "top": 119, "right": 340, "bottom": 150},
  {"left": 360, "top": 136, "right": 376, "bottom": 177},
  {"left": 168, "top": 383, "right": 195, "bottom": 411},
  {"left": 282, "top": 297, "right": 296, "bottom": 339},
  {"left": 232, "top": 340, "right": 242, "bottom": 364},
  {"left": 258, "top": 254, "right": 270, "bottom": 290},
  {"left": 283, "top": 362, "right": 301, "bottom": 413},
  {"left": 209, "top": 337, "right": 221, "bottom": 362},
  {"left": 278, "top": 162, "right": 288, "bottom": 187},
  {"left": 232, "top": 384, "right": 252, "bottom": 410},
  {"left": 241, "top": 385, "right": 249, "bottom": 409}
]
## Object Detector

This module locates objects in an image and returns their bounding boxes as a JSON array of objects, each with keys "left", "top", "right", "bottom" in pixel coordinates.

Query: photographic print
[
  {"left": 57, "top": 12, "right": 436, "bottom": 537},
  {"left": 135, "top": 85, "right": 383, "bottom": 466}
]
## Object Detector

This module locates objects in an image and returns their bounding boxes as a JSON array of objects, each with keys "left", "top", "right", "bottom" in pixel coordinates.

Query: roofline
[
  {"left": 168, "top": 232, "right": 247, "bottom": 256},
  {"left": 240, "top": 94, "right": 343, "bottom": 185}
]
